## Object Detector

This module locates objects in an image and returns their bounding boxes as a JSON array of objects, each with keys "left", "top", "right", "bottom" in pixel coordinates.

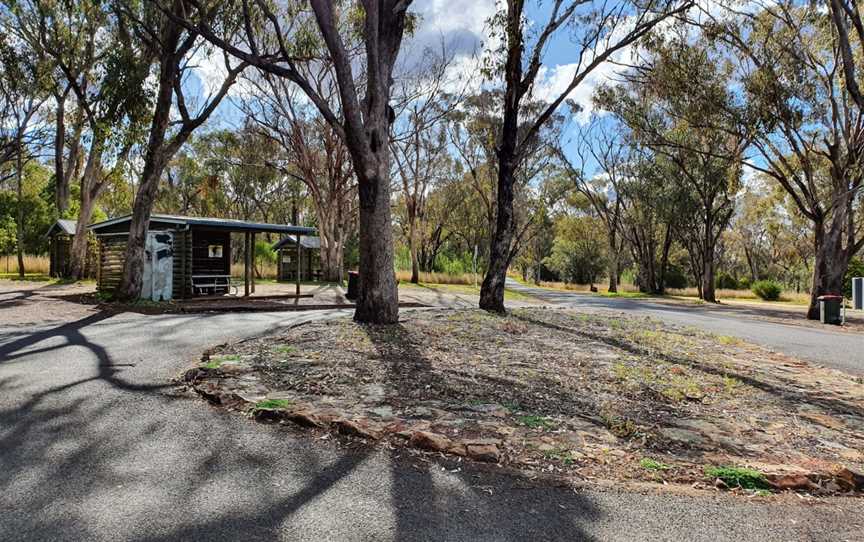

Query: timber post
[
  {"left": 244, "top": 231, "right": 251, "bottom": 297},
  {"left": 251, "top": 232, "right": 256, "bottom": 294},
  {"left": 296, "top": 235, "right": 301, "bottom": 296}
]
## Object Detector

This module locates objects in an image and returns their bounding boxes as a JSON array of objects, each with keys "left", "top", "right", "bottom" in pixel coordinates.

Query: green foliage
[
  {"left": 640, "top": 458, "right": 671, "bottom": 471},
  {"left": 203, "top": 354, "right": 241, "bottom": 369},
  {"left": 255, "top": 399, "right": 293, "bottom": 410},
  {"left": 255, "top": 240, "right": 277, "bottom": 264},
  {"left": 516, "top": 415, "right": 556, "bottom": 429},
  {"left": 751, "top": 279, "right": 782, "bottom": 301},
  {"left": 704, "top": 466, "right": 770, "bottom": 490},
  {"left": 0, "top": 162, "right": 55, "bottom": 254},
  {"left": 661, "top": 264, "right": 689, "bottom": 289},
  {"left": 844, "top": 258, "right": 864, "bottom": 299},
  {"left": 543, "top": 215, "right": 607, "bottom": 284},
  {"left": 435, "top": 252, "right": 473, "bottom": 275},
  {"left": 715, "top": 272, "right": 739, "bottom": 290},
  {"left": 0, "top": 216, "right": 16, "bottom": 255}
]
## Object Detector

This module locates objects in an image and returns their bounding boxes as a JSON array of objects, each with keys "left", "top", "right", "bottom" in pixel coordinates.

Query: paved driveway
[
  {"left": 506, "top": 280, "right": 864, "bottom": 376},
  {"left": 1, "top": 304, "right": 862, "bottom": 541}
]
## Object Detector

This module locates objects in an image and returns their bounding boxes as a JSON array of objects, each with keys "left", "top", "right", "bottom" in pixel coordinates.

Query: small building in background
[
  {"left": 45, "top": 219, "right": 96, "bottom": 278},
  {"left": 274, "top": 235, "right": 321, "bottom": 282},
  {"left": 89, "top": 214, "right": 314, "bottom": 300}
]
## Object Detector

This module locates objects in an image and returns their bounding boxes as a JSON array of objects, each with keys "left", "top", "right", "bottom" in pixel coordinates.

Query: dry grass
[
  {"left": 0, "top": 254, "right": 50, "bottom": 275},
  {"left": 396, "top": 270, "right": 477, "bottom": 285},
  {"left": 537, "top": 280, "right": 642, "bottom": 294},
  {"left": 667, "top": 287, "right": 810, "bottom": 305},
  {"left": 230, "top": 261, "right": 278, "bottom": 280}
]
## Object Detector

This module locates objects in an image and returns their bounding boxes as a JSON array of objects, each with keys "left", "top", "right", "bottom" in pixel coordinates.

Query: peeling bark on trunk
[
  {"left": 354, "top": 152, "right": 398, "bottom": 324},
  {"left": 69, "top": 137, "right": 106, "bottom": 280},
  {"left": 480, "top": 157, "right": 517, "bottom": 313},
  {"left": 607, "top": 231, "right": 619, "bottom": 293},
  {"left": 807, "top": 214, "right": 850, "bottom": 319}
]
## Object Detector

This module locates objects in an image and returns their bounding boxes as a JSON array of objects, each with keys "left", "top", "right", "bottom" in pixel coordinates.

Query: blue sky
[{"left": 189, "top": 0, "right": 655, "bottom": 181}]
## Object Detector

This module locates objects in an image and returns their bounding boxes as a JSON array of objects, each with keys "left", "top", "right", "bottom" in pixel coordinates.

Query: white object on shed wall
[{"left": 142, "top": 231, "right": 174, "bottom": 301}]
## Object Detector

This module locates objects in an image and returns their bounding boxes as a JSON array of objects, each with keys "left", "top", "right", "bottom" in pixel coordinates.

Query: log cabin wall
[
  {"left": 278, "top": 245, "right": 320, "bottom": 281},
  {"left": 173, "top": 229, "right": 191, "bottom": 299},
  {"left": 49, "top": 234, "right": 97, "bottom": 278},
  {"left": 96, "top": 224, "right": 184, "bottom": 296},
  {"left": 97, "top": 235, "right": 127, "bottom": 292}
]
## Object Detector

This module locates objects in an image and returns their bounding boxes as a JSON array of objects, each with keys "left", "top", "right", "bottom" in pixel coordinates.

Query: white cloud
[{"left": 412, "top": 0, "right": 497, "bottom": 40}]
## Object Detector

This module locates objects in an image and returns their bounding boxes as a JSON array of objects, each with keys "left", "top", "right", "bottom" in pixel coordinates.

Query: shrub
[
  {"left": 844, "top": 258, "right": 864, "bottom": 298},
  {"left": 704, "top": 466, "right": 770, "bottom": 490},
  {"left": 751, "top": 279, "right": 782, "bottom": 301},
  {"left": 715, "top": 272, "right": 739, "bottom": 290},
  {"left": 664, "top": 265, "right": 689, "bottom": 289}
]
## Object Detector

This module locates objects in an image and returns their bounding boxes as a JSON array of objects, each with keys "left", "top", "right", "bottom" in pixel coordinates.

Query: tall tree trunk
[
  {"left": 69, "top": 194, "right": 95, "bottom": 280},
  {"left": 54, "top": 91, "right": 71, "bottom": 214},
  {"left": 354, "top": 154, "right": 398, "bottom": 324},
  {"left": 607, "top": 231, "right": 619, "bottom": 293},
  {"left": 69, "top": 137, "right": 105, "bottom": 279},
  {"left": 320, "top": 233, "right": 343, "bottom": 283},
  {"left": 16, "top": 139, "right": 24, "bottom": 279},
  {"left": 118, "top": 149, "right": 172, "bottom": 298},
  {"left": 480, "top": 158, "right": 517, "bottom": 312},
  {"left": 702, "top": 253, "right": 717, "bottom": 303},
  {"left": 408, "top": 216, "right": 419, "bottom": 284},
  {"left": 807, "top": 215, "right": 849, "bottom": 319}
]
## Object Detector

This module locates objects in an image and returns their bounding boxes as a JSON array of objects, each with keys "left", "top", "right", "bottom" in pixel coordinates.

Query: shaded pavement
[
  {"left": 0, "top": 304, "right": 862, "bottom": 540},
  {"left": 506, "top": 279, "right": 864, "bottom": 376}
]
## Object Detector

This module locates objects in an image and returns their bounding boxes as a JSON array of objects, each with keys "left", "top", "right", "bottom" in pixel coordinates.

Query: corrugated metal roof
[
  {"left": 89, "top": 214, "right": 316, "bottom": 235},
  {"left": 45, "top": 219, "right": 78, "bottom": 237},
  {"left": 272, "top": 235, "right": 321, "bottom": 250}
]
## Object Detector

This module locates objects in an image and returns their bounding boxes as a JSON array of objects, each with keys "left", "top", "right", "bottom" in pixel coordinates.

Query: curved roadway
[
  {"left": 506, "top": 279, "right": 864, "bottom": 376},
  {"left": 0, "top": 302, "right": 861, "bottom": 540}
]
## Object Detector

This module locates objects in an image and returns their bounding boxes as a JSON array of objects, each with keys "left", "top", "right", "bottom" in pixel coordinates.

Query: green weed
[
  {"left": 640, "top": 458, "right": 671, "bottom": 471},
  {"left": 255, "top": 399, "right": 293, "bottom": 410},
  {"left": 704, "top": 466, "right": 770, "bottom": 490},
  {"left": 516, "top": 415, "right": 557, "bottom": 430},
  {"left": 203, "top": 354, "right": 241, "bottom": 369}
]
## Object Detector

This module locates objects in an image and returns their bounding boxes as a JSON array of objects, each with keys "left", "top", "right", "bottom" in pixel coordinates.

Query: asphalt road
[
  {"left": 1, "top": 305, "right": 862, "bottom": 541},
  {"left": 506, "top": 279, "right": 864, "bottom": 376}
]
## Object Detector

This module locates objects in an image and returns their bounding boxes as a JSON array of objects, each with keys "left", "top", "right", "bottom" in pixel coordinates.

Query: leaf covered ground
[{"left": 187, "top": 308, "right": 864, "bottom": 496}]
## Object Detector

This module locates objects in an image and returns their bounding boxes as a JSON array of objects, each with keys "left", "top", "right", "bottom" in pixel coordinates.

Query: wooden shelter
[
  {"left": 273, "top": 235, "right": 322, "bottom": 282},
  {"left": 45, "top": 219, "right": 96, "bottom": 278},
  {"left": 89, "top": 214, "right": 315, "bottom": 300}
]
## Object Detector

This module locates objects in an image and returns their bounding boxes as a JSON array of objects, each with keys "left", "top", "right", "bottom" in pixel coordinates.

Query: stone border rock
[
  {"left": 182, "top": 366, "right": 503, "bottom": 463},
  {"left": 180, "top": 365, "right": 864, "bottom": 495}
]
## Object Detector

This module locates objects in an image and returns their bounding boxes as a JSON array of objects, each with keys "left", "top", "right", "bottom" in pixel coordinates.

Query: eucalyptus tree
[
  {"left": 478, "top": 0, "right": 694, "bottom": 312},
  {"left": 160, "top": 0, "right": 416, "bottom": 324},
  {"left": 556, "top": 117, "right": 629, "bottom": 292},
  {"left": 710, "top": 2, "right": 864, "bottom": 317},
  {"left": 239, "top": 64, "right": 357, "bottom": 284},
  {"left": 117, "top": 1, "right": 247, "bottom": 300},
  {"left": 9, "top": 0, "right": 153, "bottom": 278},
  {"left": 447, "top": 90, "right": 561, "bottom": 275},
  {"left": 597, "top": 37, "right": 745, "bottom": 302},
  {"left": 618, "top": 153, "right": 678, "bottom": 294},
  {"left": 0, "top": 31, "right": 50, "bottom": 277}
]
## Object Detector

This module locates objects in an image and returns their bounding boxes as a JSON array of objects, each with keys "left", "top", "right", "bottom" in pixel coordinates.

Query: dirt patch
[
  {"left": 0, "top": 280, "right": 101, "bottom": 325},
  {"left": 183, "top": 307, "right": 864, "bottom": 496}
]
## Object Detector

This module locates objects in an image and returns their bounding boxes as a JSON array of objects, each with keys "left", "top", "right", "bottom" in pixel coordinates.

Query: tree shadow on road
[{"left": 360, "top": 322, "right": 602, "bottom": 541}]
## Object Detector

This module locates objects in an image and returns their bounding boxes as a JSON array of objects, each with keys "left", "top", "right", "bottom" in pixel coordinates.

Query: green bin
[{"left": 818, "top": 295, "right": 843, "bottom": 325}]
